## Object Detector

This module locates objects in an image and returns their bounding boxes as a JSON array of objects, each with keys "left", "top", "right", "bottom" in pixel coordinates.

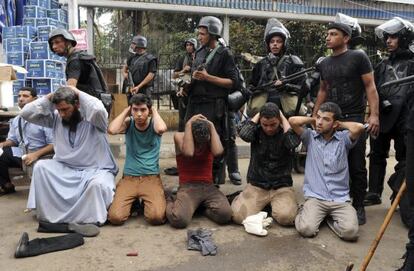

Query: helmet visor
[
  {"left": 264, "top": 18, "right": 290, "bottom": 41},
  {"left": 335, "top": 13, "right": 358, "bottom": 29},
  {"left": 375, "top": 17, "right": 414, "bottom": 39}
]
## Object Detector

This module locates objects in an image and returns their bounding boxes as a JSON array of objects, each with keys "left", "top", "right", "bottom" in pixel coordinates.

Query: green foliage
[
  {"left": 92, "top": 10, "right": 381, "bottom": 69},
  {"left": 229, "top": 18, "right": 267, "bottom": 57}
]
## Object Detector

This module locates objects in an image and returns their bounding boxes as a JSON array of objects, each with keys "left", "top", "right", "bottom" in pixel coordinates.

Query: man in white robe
[{"left": 20, "top": 86, "right": 118, "bottom": 225}]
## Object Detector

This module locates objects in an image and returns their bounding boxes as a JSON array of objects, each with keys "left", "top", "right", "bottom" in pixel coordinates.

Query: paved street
[{"left": 0, "top": 139, "right": 408, "bottom": 271}]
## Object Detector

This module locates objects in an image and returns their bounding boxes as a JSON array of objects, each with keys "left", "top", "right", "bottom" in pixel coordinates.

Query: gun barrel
[
  {"left": 381, "top": 74, "right": 414, "bottom": 89},
  {"left": 282, "top": 67, "right": 315, "bottom": 81},
  {"left": 251, "top": 66, "right": 315, "bottom": 91}
]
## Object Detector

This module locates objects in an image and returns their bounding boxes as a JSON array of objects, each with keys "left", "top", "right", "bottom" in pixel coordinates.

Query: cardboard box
[
  {"left": 24, "top": 5, "right": 47, "bottom": 18},
  {"left": 47, "top": 9, "right": 67, "bottom": 23},
  {"left": 26, "top": 59, "right": 62, "bottom": 78},
  {"left": 37, "top": 25, "right": 56, "bottom": 41},
  {"left": 2, "top": 27, "right": 16, "bottom": 39},
  {"left": 16, "top": 72, "right": 26, "bottom": 80},
  {"left": 50, "top": 0, "right": 59, "bottom": 9},
  {"left": 15, "top": 26, "right": 37, "bottom": 39},
  {"left": 27, "top": 0, "right": 50, "bottom": 9},
  {"left": 31, "top": 78, "right": 64, "bottom": 94},
  {"left": 13, "top": 80, "right": 26, "bottom": 95},
  {"left": 0, "top": 65, "right": 20, "bottom": 108},
  {"left": 23, "top": 18, "right": 37, "bottom": 27},
  {"left": 0, "top": 66, "right": 17, "bottom": 81},
  {"left": 30, "top": 41, "right": 52, "bottom": 59},
  {"left": 36, "top": 17, "right": 58, "bottom": 28},
  {"left": 4, "top": 38, "right": 30, "bottom": 53},
  {"left": 7, "top": 52, "right": 28, "bottom": 66},
  {"left": 57, "top": 22, "right": 68, "bottom": 30}
]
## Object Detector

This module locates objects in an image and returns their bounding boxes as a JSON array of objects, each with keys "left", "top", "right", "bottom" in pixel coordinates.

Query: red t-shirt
[{"left": 176, "top": 146, "right": 213, "bottom": 185}]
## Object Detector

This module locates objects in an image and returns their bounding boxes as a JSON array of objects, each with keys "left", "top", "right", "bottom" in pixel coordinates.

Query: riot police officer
[
  {"left": 185, "top": 16, "right": 239, "bottom": 184},
  {"left": 173, "top": 38, "right": 197, "bottom": 132},
  {"left": 48, "top": 28, "right": 111, "bottom": 113},
  {"left": 123, "top": 35, "right": 157, "bottom": 97},
  {"left": 365, "top": 18, "right": 414, "bottom": 206},
  {"left": 249, "top": 18, "right": 306, "bottom": 118}
]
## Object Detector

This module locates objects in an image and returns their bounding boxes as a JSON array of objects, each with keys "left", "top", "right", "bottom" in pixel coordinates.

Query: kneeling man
[
  {"left": 232, "top": 102, "right": 300, "bottom": 226},
  {"left": 21, "top": 87, "right": 118, "bottom": 225},
  {"left": 108, "top": 94, "right": 167, "bottom": 225},
  {"left": 166, "top": 114, "right": 232, "bottom": 228},
  {"left": 289, "top": 102, "right": 364, "bottom": 241}
]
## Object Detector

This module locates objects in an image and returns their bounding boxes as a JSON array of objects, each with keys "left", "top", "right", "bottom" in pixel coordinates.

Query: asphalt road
[{"left": 0, "top": 157, "right": 408, "bottom": 271}]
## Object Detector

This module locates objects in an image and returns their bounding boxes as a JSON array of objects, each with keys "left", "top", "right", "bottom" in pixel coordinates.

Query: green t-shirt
[{"left": 123, "top": 117, "right": 161, "bottom": 176}]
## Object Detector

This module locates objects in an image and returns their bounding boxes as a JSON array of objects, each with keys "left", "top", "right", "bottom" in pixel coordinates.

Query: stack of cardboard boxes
[{"left": 2, "top": 0, "right": 68, "bottom": 106}]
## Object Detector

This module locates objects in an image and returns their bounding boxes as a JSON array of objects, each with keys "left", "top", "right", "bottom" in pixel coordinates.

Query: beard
[{"left": 62, "top": 109, "right": 82, "bottom": 132}]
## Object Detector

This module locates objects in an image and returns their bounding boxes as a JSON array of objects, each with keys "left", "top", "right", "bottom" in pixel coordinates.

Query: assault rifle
[
  {"left": 172, "top": 62, "right": 207, "bottom": 93},
  {"left": 250, "top": 66, "right": 315, "bottom": 93},
  {"left": 127, "top": 71, "right": 135, "bottom": 94},
  {"left": 380, "top": 74, "right": 414, "bottom": 89}
]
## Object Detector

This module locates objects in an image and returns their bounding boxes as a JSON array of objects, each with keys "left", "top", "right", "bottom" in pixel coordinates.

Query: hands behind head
[
  {"left": 188, "top": 114, "right": 213, "bottom": 128},
  {"left": 189, "top": 114, "right": 207, "bottom": 123},
  {"left": 66, "top": 85, "right": 80, "bottom": 95}
]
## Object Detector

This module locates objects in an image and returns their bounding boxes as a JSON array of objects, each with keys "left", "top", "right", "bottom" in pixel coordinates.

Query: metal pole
[
  {"left": 87, "top": 8, "right": 94, "bottom": 55},
  {"left": 68, "top": 0, "right": 79, "bottom": 30},
  {"left": 223, "top": 15, "right": 230, "bottom": 45}
]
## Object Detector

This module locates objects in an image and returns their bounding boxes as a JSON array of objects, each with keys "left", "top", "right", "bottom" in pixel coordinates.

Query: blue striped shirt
[
  {"left": 7, "top": 115, "right": 53, "bottom": 157},
  {"left": 301, "top": 128, "right": 356, "bottom": 202}
]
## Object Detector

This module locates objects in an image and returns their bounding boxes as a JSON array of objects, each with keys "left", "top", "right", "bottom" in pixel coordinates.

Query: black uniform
[
  {"left": 66, "top": 51, "right": 105, "bottom": 97},
  {"left": 174, "top": 53, "right": 193, "bottom": 132},
  {"left": 318, "top": 49, "right": 373, "bottom": 209},
  {"left": 368, "top": 50, "right": 414, "bottom": 199},
  {"left": 127, "top": 52, "right": 157, "bottom": 96},
  {"left": 251, "top": 53, "right": 305, "bottom": 117},
  {"left": 66, "top": 50, "right": 112, "bottom": 113},
  {"left": 185, "top": 45, "right": 239, "bottom": 181}
]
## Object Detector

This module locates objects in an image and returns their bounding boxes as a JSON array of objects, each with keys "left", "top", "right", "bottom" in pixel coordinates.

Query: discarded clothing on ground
[
  {"left": 242, "top": 211, "right": 273, "bottom": 236},
  {"left": 14, "top": 232, "right": 84, "bottom": 258},
  {"left": 187, "top": 228, "right": 217, "bottom": 256},
  {"left": 38, "top": 220, "right": 100, "bottom": 237}
]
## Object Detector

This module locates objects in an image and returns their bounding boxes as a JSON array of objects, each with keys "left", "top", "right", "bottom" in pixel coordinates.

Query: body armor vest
[{"left": 129, "top": 52, "right": 157, "bottom": 87}]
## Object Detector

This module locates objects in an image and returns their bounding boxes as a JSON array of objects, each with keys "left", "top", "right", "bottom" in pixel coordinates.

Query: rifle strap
[{"left": 204, "top": 44, "right": 221, "bottom": 67}]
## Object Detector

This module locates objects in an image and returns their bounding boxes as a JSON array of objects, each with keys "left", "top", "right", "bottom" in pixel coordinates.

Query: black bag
[{"left": 66, "top": 51, "right": 113, "bottom": 114}]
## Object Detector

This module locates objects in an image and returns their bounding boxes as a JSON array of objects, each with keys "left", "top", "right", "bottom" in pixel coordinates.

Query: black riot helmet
[
  {"left": 198, "top": 16, "right": 223, "bottom": 38},
  {"left": 375, "top": 17, "right": 414, "bottom": 50},
  {"left": 184, "top": 38, "right": 197, "bottom": 49},
  {"left": 264, "top": 18, "right": 290, "bottom": 52},
  {"left": 132, "top": 35, "right": 147, "bottom": 49},
  {"left": 48, "top": 28, "right": 77, "bottom": 52},
  {"left": 334, "top": 13, "right": 365, "bottom": 47}
]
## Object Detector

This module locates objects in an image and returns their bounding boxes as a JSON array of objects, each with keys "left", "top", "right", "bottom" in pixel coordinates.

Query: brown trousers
[
  {"left": 166, "top": 182, "right": 232, "bottom": 228},
  {"left": 231, "top": 184, "right": 298, "bottom": 226},
  {"left": 108, "top": 175, "right": 166, "bottom": 225}
]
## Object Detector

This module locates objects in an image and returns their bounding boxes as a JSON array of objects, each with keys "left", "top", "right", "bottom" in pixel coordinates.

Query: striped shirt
[
  {"left": 301, "top": 128, "right": 356, "bottom": 202},
  {"left": 7, "top": 115, "right": 53, "bottom": 157}
]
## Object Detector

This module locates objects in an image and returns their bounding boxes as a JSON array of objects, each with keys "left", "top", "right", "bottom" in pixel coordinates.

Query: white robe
[{"left": 21, "top": 91, "right": 118, "bottom": 224}]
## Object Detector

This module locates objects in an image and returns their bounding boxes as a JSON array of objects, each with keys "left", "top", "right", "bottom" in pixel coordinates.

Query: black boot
[
  {"left": 15, "top": 232, "right": 84, "bottom": 258},
  {"left": 397, "top": 246, "right": 414, "bottom": 271},
  {"left": 213, "top": 157, "right": 226, "bottom": 185},
  {"left": 364, "top": 192, "right": 382, "bottom": 206},
  {"left": 226, "top": 138, "right": 242, "bottom": 185}
]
